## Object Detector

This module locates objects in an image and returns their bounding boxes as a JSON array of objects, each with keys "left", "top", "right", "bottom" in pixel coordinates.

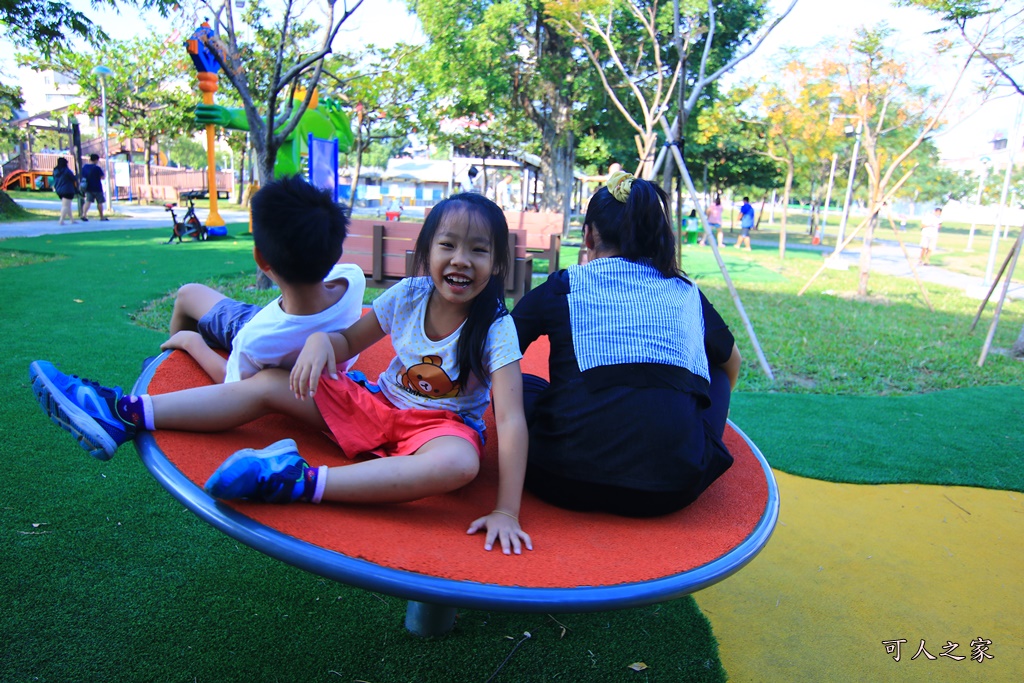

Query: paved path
[
  {"left": 1, "top": 199, "right": 251, "bottom": 239},
  {"left": 749, "top": 236, "right": 1024, "bottom": 301}
]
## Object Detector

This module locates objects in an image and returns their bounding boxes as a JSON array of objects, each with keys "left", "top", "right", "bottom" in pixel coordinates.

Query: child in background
[
  {"left": 162, "top": 176, "right": 365, "bottom": 384},
  {"left": 919, "top": 207, "right": 942, "bottom": 265},
  {"left": 512, "top": 171, "right": 740, "bottom": 517},
  {"left": 30, "top": 193, "right": 531, "bottom": 554},
  {"left": 701, "top": 195, "right": 724, "bottom": 248},
  {"left": 735, "top": 196, "right": 754, "bottom": 250}
]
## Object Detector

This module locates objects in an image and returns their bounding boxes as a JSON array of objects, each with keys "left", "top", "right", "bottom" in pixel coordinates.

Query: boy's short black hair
[
  {"left": 89, "top": 153, "right": 100, "bottom": 162},
  {"left": 250, "top": 175, "right": 348, "bottom": 284}
]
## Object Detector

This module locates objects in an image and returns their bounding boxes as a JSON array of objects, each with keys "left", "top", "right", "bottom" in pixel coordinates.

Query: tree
[
  {"left": 898, "top": 0, "right": 1024, "bottom": 96},
  {"left": 412, "top": 0, "right": 583, "bottom": 218},
  {"left": 321, "top": 44, "right": 424, "bottom": 208},
  {"left": 547, "top": 0, "right": 684, "bottom": 178},
  {"left": 19, "top": 36, "right": 193, "bottom": 183},
  {"left": 167, "top": 135, "right": 209, "bottom": 168},
  {"left": 0, "top": 81, "right": 25, "bottom": 151},
  {"left": 813, "top": 25, "right": 974, "bottom": 296},
  {"left": 902, "top": 0, "right": 1024, "bottom": 356},
  {"left": 686, "top": 89, "right": 782, "bottom": 197},
  {"left": 754, "top": 57, "right": 852, "bottom": 258},
  {"left": 192, "top": 0, "right": 363, "bottom": 182},
  {"left": 1, "top": 0, "right": 178, "bottom": 54}
]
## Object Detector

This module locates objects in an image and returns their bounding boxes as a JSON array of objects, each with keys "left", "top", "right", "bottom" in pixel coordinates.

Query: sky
[
  {"left": 735, "top": 0, "right": 1021, "bottom": 165},
  {"left": 13, "top": 0, "right": 1018, "bottom": 165}
]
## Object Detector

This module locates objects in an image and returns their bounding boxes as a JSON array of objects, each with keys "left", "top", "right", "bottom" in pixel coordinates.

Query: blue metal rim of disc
[{"left": 133, "top": 350, "right": 780, "bottom": 614}]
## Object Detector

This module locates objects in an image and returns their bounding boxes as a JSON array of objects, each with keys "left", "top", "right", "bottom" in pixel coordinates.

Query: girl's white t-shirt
[{"left": 371, "top": 277, "right": 521, "bottom": 428}]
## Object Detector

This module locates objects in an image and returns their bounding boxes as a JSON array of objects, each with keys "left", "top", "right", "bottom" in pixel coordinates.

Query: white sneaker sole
[{"left": 30, "top": 362, "right": 118, "bottom": 461}]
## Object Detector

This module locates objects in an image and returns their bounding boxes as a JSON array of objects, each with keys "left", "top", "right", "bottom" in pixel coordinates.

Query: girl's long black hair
[
  {"left": 412, "top": 193, "right": 511, "bottom": 388},
  {"left": 584, "top": 179, "right": 681, "bottom": 278}
]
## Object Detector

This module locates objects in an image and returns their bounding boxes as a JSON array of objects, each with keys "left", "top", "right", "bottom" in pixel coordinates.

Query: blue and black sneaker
[
  {"left": 205, "top": 439, "right": 309, "bottom": 503},
  {"left": 29, "top": 361, "right": 136, "bottom": 460}
]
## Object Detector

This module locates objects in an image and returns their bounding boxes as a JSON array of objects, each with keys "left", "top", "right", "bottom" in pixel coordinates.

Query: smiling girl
[{"left": 30, "top": 193, "right": 531, "bottom": 554}]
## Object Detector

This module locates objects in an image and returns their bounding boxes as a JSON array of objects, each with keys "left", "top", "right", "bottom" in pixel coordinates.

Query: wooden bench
[
  {"left": 341, "top": 219, "right": 533, "bottom": 303},
  {"left": 504, "top": 211, "right": 563, "bottom": 274},
  {"left": 138, "top": 185, "right": 179, "bottom": 204}
]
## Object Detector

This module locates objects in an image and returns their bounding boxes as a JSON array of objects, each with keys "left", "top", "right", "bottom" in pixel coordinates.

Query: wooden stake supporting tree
[
  {"left": 659, "top": 119, "right": 775, "bottom": 381},
  {"left": 975, "top": 226, "right": 1024, "bottom": 366},
  {"left": 796, "top": 167, "right": 916, "bottom": 297}
]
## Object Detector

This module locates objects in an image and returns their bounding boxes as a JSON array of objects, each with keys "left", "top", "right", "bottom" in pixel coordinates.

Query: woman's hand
[
  {"left": 290, "top": 332, "right": 337, "bottom": 400},
  {"left": 467, "top": 511, "right": 533, "bottom": 555}
]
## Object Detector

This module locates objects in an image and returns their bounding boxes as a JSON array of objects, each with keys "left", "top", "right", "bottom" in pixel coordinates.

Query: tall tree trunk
[
  {"left": 1012, "top": 322, "right": 1024, "bottom": 359},
  {"left": 779, "top": 158, "right": 793, "bottom": 261},
  {"left": 144, "top": 135, "right": 153, "bottom": 185},
  {"left": 857, "top": 206, "right": 880, "bottom": 297},
  {"left": 349, "top": 141, "right": 366, "bottom": 211}
]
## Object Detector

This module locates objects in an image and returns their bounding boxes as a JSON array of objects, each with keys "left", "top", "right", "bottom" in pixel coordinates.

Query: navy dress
[{"left": 511, "top": 258, "right": 735, "bottom": 516}]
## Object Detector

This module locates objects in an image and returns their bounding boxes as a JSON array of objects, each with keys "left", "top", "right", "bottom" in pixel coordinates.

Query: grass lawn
[
  {"left": 2, "top": 222, "right": 1021, "bottom": 681},
  {"left": 1, "top": 227, "right": 725, "bottom": 683}
]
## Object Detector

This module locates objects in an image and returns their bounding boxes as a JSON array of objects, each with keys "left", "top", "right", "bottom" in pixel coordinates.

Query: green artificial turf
[
  {"left": 731, "top": 386, "right": 1024, "bottom": 491},
  {"left": 1, "top": 227, "right": 725, "bottom": 683},
  {"left": 3, "top": 225, "right": 1022, "bottom": 681}
]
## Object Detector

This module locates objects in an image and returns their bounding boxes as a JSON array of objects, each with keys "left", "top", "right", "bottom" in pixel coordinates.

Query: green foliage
[
  {"left": 18, "top": 35, "right": 193, "bottom": 160},
  {"left": 413, "top": 0, "right": 582, "bottom": 209},
  {"left": 323, "top": 44, "right": 424, "bottom": 174},
  {"left": 166, "top": 136, "right": 207, "bottom": 169},
  {"left": 575, "top": 133, "right": 612, "bottom": 175},
  {"left": 687, "top": 91, "right": 783, "bottom": 195},
  {"left": 0, "top": 80, "right": 25, "bottom": 148},
  {"left": 0, "top": 0, "right": 177, "bottom": 55},
  {"left": 546, "top": 0, "right": 770, "bottom": 173},
  {"left": 898, "top": 1, "right": 1024, "bottom": 97}
]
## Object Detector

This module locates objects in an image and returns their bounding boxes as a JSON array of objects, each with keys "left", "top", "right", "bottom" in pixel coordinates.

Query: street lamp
[
  {"left": 966, "top": 156, "right": 990, "bottom": 251},
  {"left": 984, "top": 101, "right": 1023, "bottom": 287},
  {"left": 91, "top": 65, "right": 113, "bottom": 213},
  {"left": 835, "top": 122, "right": 863, "bottom": 253},
  {"left": 828, "top": 96, "right": 863, "bottom": 255}
]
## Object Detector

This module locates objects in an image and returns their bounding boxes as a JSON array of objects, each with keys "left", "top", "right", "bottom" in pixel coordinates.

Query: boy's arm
[
  {"left": 290, "top": 311, "right": 385, "bottom": 399},
  {"left": 467, "top": 360, "right": 532, "bottom": 555},
  {"left": 161, "top": 331, "right": 228, "bottom": 383}
]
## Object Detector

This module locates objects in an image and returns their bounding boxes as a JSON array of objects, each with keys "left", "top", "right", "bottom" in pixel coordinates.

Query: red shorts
[{"left": 313, "top": 374, "right": 483, "bottom": 458}]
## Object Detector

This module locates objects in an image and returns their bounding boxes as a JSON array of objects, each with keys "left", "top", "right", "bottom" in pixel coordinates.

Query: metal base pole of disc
[{"left": 405, "top": 601, "right": 457, "bottom": 637}]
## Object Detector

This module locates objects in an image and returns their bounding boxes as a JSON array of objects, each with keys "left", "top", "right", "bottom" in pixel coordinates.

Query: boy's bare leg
[
  {"left": 170, "top": 283, "right": 228, "bottom": 334},
  {"left": 321, "top": 436, "right": 479, "bottom": 504},
  {"left": 151, "top": 369, "right": 327, "bottom": 432},
  {"left": 80, "top": 197, "right": 91, "bottom": 219}
]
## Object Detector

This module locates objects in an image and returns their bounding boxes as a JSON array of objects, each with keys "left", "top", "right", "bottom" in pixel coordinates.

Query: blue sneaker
[
  {"left": 29, "top": 360, "right": 136, "bottom": 460},
  {"left": 204, "top": 439, "right": 309, "bottom": 503}
]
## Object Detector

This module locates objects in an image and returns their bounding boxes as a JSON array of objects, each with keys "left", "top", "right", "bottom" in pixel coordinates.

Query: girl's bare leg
[
  {"left": 321, "top": 436, "right": 479, "bottom": 504},
  {"left": 151, "top": 369, "right": 327, "bottom": 432},
  {"left": 170, "top": 283, "right": 228, "bottom": 334}
]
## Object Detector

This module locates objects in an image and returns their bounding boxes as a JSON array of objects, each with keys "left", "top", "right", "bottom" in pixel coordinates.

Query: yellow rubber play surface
[{"left": 697, "top": 471, "right": 1022, "bottom": 682}]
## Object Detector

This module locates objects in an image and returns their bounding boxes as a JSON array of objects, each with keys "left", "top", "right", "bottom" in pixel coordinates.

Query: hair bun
[{"left": 606, "top": 170, "right": 635, "bottom": 203}]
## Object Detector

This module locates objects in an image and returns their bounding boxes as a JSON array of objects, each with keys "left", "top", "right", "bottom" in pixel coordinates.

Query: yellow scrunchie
[{"left": 606, "top": 170, "right": 635, "bottom": 203}]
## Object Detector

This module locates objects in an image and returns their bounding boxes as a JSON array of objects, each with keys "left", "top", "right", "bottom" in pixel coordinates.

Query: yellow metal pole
[{"left": 197, "top": 72, "right": 225, "bottom": 227}]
